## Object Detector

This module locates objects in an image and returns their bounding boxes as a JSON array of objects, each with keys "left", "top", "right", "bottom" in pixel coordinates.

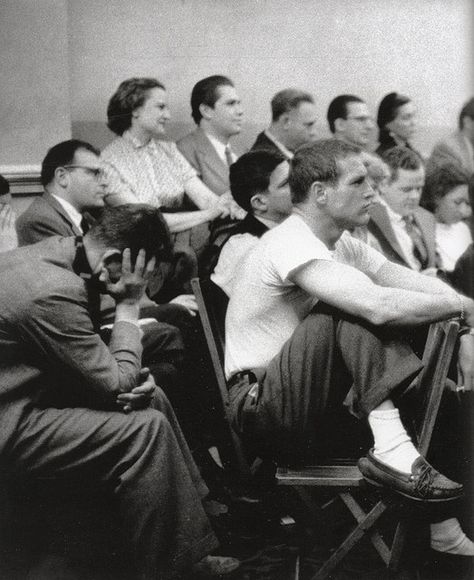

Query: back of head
[
  {"left": 459, "top": 97, "right": 474, "bottom": 130},
  {"left": 380, "top": 146, "right": 423, "bottom": 182},
  {"left": 87, "top": 204, "right": 173, "bottom": 264},
  {"left": 41, "top": 139, "right": 100, "bottom": 188},
  {"left": 271, "top": 88, "right": 314, "bottom": 122},
  {"left": 191, "top": 75, "right": 234, "bottom": 125},
  {"left": 229, "top": 149, "right": 287, "bottom": 212},
  {"left": 107, "top": 77, "right": 165, "bottom": 136},
  {"left": 327, "top": 94, "right": 364, "bottom": 133},
  {"left": 421, "top": 163, "right": 470, "bottom": 212},
  {"left": 289, "top": 138, "right": 360, "bottom": 204},
  {"left": 377, "top": 92, "right": 411, "bottom": 130}
]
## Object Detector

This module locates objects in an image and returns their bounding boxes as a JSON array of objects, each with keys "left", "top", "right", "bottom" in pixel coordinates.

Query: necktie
[
  {"left": 224, "top": 145, "right": 234, "bottom": 167},
  {"left": 403, "top": 215, "right": 428, "bottom": 269},
  {"left": 80, "top": 217, "right": 90, "bottom": 234}
]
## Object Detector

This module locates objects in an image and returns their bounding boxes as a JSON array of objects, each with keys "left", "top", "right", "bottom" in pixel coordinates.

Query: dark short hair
[
  {"left": 289, "top": 139, "right": 360, "bottom": 204},
  {"left": 421, "top": 163, "right": 470, "bottom": 212},
  {"left": 88, "top": 204, "right": 172, "bottom": 265},
  {"left": 380, "top": 146, "right": 424, "bottom": 182},
  {"left": 41, "top": 139, "right": 100, "bottom": 187},
  {"left": 107, "top": 77, "right": 165, "bottom": 136},
  {"left": 229, "top": 149, "right": 287, "bottom": 213},
  {"left": 271, "top": 89, "right": 314, "bottom": 122},
  {"left": 377, "top": 92, "right": 411, "bottom": 130},
  {"left": 327, "top": 95, "right": 364, "bottom": 133},
  {"left": 459, "top": 97, "right": 474, "bottom": 130},
  {"left": 190, "top": 75, "right": 234, "bottom": 125},
  {"left": 0, "top": 174, "right": 10, "bottom": 196}
]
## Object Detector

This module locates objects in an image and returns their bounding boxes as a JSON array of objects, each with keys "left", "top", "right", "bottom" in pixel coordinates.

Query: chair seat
[{"left": 276, "top": 465, "right": 364, "bottom": 487}]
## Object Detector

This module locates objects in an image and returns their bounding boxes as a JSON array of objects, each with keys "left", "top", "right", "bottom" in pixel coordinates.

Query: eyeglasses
[{"left": 63, "top": 165, "right": 105, "bottom": 179}]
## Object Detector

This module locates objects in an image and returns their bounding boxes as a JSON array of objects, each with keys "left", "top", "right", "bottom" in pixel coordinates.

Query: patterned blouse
[{"left": 101, "top": 131, "right": 197, "bottom": 209}]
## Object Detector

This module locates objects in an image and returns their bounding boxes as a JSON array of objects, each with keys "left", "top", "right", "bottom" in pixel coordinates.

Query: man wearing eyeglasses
[
  {"left": 327, "top": 95, "right": 375, "bottom": 150},
  {"left": 16, "top": 140, "right": 106, "bottom": 244}
]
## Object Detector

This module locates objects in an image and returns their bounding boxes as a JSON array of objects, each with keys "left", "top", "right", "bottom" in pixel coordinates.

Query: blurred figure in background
[{"left": 0, "top": 173, "right": 17, "bottom": 252}]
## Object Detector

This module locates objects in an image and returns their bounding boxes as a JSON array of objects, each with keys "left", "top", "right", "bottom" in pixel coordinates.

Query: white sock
[
  {"left": 368, "top": 407, "right": 420, "bottom": 473},
  {"left": 431, "top": 518, "right": 474, "bottom": 556}
]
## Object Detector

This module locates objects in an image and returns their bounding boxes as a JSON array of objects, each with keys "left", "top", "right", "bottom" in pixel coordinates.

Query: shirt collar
[
  {"left": 264, "top": 129, "right": 294, "bottom": 159},
  {"left": 256, "top": 215, "right": 280, "bottom": 229},
  {"left": 379, "top": 198, "right": 405, "bottom": 224},
  {"left": 51, "top": 194, "right": 83, "bottom": 231},
  {"left": 123, "top": 129, "right": 152, "bottom": 149},
  {"left": 204, "top": 131, "right": 230, "bottom": 161}
]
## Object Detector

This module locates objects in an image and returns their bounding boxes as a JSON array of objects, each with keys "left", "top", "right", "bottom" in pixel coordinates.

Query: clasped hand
[{"left": 117, "top": 367, "right": 156, "bottom": 412}]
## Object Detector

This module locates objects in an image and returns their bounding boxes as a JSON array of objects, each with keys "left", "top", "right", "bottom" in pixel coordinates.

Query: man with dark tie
[
  {"left": 366, "top": 146, "right": 438, "bottom": 272},
  {"left": 177, "top": 75, "right": 244, "bottom": 197}
]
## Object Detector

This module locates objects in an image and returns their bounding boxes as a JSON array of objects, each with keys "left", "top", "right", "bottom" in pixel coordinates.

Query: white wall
[
  {"left": 69, "top": 0, "right": 472, "bottom": 155},
  {"left": 0, "top": 0, "right": 71, "bottom": 165}
]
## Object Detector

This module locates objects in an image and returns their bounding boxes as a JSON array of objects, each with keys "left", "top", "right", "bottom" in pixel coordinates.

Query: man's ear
[
  {"left": 334, "top": 117, "right": 345, "bottom": 134},
  {"left": 310, "top": 181, "right": 327, "bottom": 204},
  {"left": 54, "top": 166, "right": 69, "bottom": 187},
  {"left": 199, "top": 103, "right": 213, "bottom": 121},
  {"left": 281, "top": 112, "right": 291, "bottom": 129},
  {"left": 250, "top": 192, "right": 268, "bottom": 213}
]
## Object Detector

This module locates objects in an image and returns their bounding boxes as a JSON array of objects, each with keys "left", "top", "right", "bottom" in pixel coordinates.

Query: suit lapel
[
  {"left": 195, "top": 128, "right": 229, "bottom": 184},
  {"left": 413, "top": 209, "right": 436, "bottom": 267},
  {"left": 43, "top": 193, "right": 82, "bottom": 236},
  {"left": 368, "top": 204, "right": 408, "bottom": 264}
]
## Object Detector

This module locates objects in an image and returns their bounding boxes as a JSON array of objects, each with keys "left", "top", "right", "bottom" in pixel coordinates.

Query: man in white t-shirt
[{"left": 225, "top": 140, "right": 474, "bottom": 539}]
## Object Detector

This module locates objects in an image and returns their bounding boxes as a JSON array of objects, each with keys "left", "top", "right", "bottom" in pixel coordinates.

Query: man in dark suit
[
  {"left": 177, "top": 75, "right": 244, "bottom": 197},
  {"left": 16, "top": 140, "right": 106, "bottom": 244},
  {"left": 428, "top": 97, "right": 474, "bottom": 175},
  {"left": 251, "top": 88, "right": 318, "bottom": 158},
  {"left": 210, "top": 149, "right": 292, "bottom": 295},
  {"left": 0, "top": 204, "right": 242, "bottom": 579},
  {"left": 367, "top": 146, "right": 438, "bottom": 272}
]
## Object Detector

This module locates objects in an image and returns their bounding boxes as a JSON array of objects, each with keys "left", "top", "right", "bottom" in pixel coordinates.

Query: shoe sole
[{"left": 361, "top": 475, "right": 464, "bottom": 503}]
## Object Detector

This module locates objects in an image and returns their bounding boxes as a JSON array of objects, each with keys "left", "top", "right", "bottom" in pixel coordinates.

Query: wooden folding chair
[
  {"left": 276, "top": 319, "right": 460, "bottom": 579},
  {"left": 191, "top": 276, "right": 460, "bottom": 578}
]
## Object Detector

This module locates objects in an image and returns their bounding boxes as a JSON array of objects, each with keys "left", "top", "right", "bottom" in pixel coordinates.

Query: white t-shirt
[
  {"left": 436, "top": 221, "right": 472, "bottom": 272},
  {"left": 211, "top": 233, "right": 260, "bottom": 296},
  {"left": 225, "top": 214, "right": 387, "bottom": 378}
]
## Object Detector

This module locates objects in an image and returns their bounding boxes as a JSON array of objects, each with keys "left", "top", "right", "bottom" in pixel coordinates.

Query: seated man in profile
[
  {"left": 0, "top": 204, "right": 239, "bottom": 579},
  {"left": 225, "top": 140, "right": 474, "bottom": 555},
  {"left": 251, "top": 88, "right": 318, "bottom": 158},
  {"left": 210, "top": 149, "right": 292, "bottom": 294}
]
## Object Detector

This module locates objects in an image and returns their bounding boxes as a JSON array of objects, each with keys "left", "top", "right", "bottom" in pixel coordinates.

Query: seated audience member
[
  {"left": 420, "top": 163, "right": 472, "bottom": 271},
  {"left": 225, "top": 139, "right": 474, "bottom": 556},
  {"left": 101, "top": 77, "right": 238, "bottom": 259},
  {"left": 0, "top": 174, "right": 17, "bottom": 252},
  {"left": 428, "top": 97, "right": 474, "bottom": 175},
  {"left": 177, "top": 75, "right": 244, "bottom": 196},
  {"left": 367, "top": 146, "right": 438, "bottom": 271},
  {"left": 450, "top": 174, "right": 474, "bottom": 297},
  {"left": 211, "top": 149, "right": 292, "bottom": 295},
  {"left": 0, "top": 204, "right": 239, "bottom": 579},
  {"left": 327, "top": 94, "right": 375, "bottom": 150},
  {"left": 376, "top": 92, "right": 418, "bottom": 156},
  {"left": 251, "top": 88, "right": 318, "bottom": 158}
]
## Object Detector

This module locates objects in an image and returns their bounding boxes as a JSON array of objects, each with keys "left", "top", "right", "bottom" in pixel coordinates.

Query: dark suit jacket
[
  {"left": 16, "top": 192, "right": 82, "bottom": 246},
  {"left": 202, "top": 213, "right": 269, "bottom": 277},
  {"left": 367, "top": 203, "right": 438, "bottom": 269},
  {"left": 0, "top": 236, "right": 142, "bottom": 417},
  {"left": 177, "top": 127, "right": 242, "bottom": 196},
  {"left": 250, "top": 131, "right": 291, "bottom": 158}
]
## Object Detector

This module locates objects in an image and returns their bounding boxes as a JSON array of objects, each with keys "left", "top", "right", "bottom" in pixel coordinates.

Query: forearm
[
  {"left": 184, "top": 176, "right": 220, "bottom": 209},
  {"left": 163, "top": 209, "right": 216, "bottom": 233},
  {"left": 375, "top": 261, "right": 457, "bottom": 296}
]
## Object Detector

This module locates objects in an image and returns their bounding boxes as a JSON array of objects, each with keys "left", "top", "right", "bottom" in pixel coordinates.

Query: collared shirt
[
  {"left": 204, "top": 132, "right": 237, "bottom": 165},
  {"left": 264, "top": 130, "right": 294, "bottom": 159},
  {"left": 377, "top": 199, "right": 421, "bottom": 270},
  {"left": 101, "top": 130, "right": 197, "bottom": 208},
  {"left": 51, "top": 194, "right": 83, "bottom": 232}
]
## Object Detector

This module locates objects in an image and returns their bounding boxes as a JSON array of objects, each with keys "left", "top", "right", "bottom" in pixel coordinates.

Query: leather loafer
[{"left": 357, "top": 450, "right": 463, "bottom": 502}]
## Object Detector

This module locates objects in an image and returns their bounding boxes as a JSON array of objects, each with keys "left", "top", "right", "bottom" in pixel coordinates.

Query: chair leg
[{"left": 310, "top": 499, "right": 389, "bottom": 580}]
